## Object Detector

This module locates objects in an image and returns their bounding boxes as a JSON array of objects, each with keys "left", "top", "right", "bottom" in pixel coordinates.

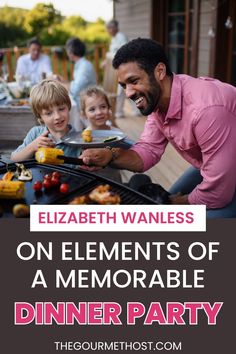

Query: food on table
[
  {"left": 35, "top": 147, "right": 65, "bottom": 164},
  {"left": 69, "top": 195, "right": 90, "bottom": 205},
  {"left": 59, "top": 183, "right": 69, "bottom": 194},
  {"left": 1, "top": 164, "right": 32, "bottom": 182},
  {"left": 51, "top": 176, "right": 60, "bottom": 186},
  {"left": 33, "top": 180, "right": 43, "bottom": 192},
  {"left": 82, "top": 129, "right": 93, "bottom": 143},
  {"left": 52, "top": 171, "right": 61, "bottom": 179},
  {"left": 69, "top": 184, "right": 121, "bottom": 205},
  {"left": 42, "top": 179, "right": 52, "bottom": 190},
  {"left": 103, "top": 136, "right": 118, "bottom": 143},
  {"left": 35, "top": 148, "right": 82, "bottom": 165},
  {"left": 10, "top": 99, "right": 30, "bottom": 106},
  {"left": 89, "top": 184, "right": 120, "bottom": 204},
  {"left": 43, "top": 173, "right": 52, "bottom": 180},
  {"left": 0, "top": 181, "right": 25, "bottom": 199},
  {"left": 2, "top": 171, "right": 15, "bottom": 181},
  {"left": 15, "top": 163, "right": 32, "bottom": 181},
  {"left": 12, "top": 203, "right": 30, "bottom": 218},
  {"left": 32, "top": 170, "right": 67, "bottom": 193}
]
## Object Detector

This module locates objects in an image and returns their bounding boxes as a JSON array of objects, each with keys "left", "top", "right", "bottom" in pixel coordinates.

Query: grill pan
[{"left": 0, "top": 160, "right": 157, "bottom": 217}]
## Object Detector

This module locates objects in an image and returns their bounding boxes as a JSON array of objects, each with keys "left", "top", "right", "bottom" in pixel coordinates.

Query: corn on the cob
[
  {"left": 82, "top": 129, "right": 93, "bottom": 143},
  {"left": 35, "top": 147, "right": 64, "bottom": 164},
  {"left": 0, "top": 181, "right": 25, "bottom": 199}
]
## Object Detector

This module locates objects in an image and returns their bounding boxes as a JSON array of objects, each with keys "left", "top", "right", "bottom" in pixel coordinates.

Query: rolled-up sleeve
[
  {"left": 130, "top": 113, "right": 168, "bottom": 171},
  {"left": 188, "top": 106, "right": 236, "bottom": 208}
]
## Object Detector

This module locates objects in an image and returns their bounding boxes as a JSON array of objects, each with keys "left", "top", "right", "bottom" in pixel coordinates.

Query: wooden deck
[{"left": 116, "top": 104, "right": 190, "bottom": 190}]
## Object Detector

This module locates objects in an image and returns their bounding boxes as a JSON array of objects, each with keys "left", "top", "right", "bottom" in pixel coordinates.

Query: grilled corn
[
  {"left": 35, "top": 147, "right": 64, "bottom": 164},
  {"left": 0, "top": 181, "right": 25, "bottom": 199},
  {"left": 82, "top": 129, "right": 93, "bottom": 143}
]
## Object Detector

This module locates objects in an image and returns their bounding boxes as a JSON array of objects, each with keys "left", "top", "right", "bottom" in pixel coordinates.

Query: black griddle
[{"left": 0, "top": 160, "right": 157, "bottom": 218}]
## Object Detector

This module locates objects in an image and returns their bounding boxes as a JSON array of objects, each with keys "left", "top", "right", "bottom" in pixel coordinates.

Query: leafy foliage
[
  {"left": 24, "top": 3, "right": 62, "bottom": 35},
  {"left": 0, "top": 3, "right": 110, "bottom": 48}
]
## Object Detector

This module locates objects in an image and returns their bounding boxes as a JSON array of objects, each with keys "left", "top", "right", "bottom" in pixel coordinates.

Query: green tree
[
  {"left": 0, "top": 6, "right": 28, "bottom": 47},
  {"left": 24, "top": 3, "right": 62, "bottom": 36}
]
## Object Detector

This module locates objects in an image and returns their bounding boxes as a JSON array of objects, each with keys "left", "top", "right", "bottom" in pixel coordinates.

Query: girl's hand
[{"left": 31, "top": 131, "right": 55, "bottom": 152}]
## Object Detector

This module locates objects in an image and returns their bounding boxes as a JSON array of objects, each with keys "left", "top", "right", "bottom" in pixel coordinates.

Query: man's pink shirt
[{"left": 131, "top": 74, "right": 236, "bottom": 208}]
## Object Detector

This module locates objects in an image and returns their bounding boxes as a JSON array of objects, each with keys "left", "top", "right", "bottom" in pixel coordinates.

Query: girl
[{"left": 80, "top": 86, "right": 122, "bottom": 182}]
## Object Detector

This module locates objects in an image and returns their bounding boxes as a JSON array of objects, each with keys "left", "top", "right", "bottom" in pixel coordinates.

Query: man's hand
[{"left": 80, "top": 148, "right": 113, "bottom": 167}]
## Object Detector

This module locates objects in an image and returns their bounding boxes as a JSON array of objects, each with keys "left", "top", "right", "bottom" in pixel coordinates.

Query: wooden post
[
  {"left": 6, "top": 50, "right": 13, "bottom": 81},
  {"left": 61, "top": 57, "right": 68, "bottom": 80},
  {"left": 52, "top": 52, "right": 59, "bottom": 75}
]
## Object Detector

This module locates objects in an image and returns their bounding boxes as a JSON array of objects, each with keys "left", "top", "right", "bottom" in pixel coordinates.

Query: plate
[{"left": 61, "top": 130, "right": 126, "bottom": 148}]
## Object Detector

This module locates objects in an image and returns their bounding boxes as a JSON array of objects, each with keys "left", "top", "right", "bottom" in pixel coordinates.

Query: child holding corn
[{"left": 11, "top": 79, "right": 81, "bottom": 162}]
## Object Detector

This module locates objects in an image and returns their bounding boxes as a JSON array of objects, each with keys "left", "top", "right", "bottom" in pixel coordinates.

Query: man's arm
[
  {"left": 80, "top": 147, "right": 144, "bottom": 172},
  {"left": 189, "top": 106, "right": 236, "bottom": 208}
]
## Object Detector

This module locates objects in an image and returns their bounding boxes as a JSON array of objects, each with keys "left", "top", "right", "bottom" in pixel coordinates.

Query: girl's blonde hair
[
  {"left": 30, "top": 79, "right": 71, "bottom": 123},
  {"left": 80, "top": 86, "right": 111, "bottom": 116}
]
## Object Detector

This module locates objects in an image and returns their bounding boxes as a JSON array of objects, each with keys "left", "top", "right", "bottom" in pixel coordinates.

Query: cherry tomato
[
  {"left": 52, "top": 171, "right": 61, "bottom": 179},
  {"left": 44, "top": 173, "right": 52, "bottom": 181},
  {"left": 43, "top": 179, "right": 52, "bottom": 190},
  {"left": 51, "top": 176, "right": 60, "bottom": 187},
  {"left": 33, "top": 180, "right": 42, "bottom": 192},
  {"left": 60, "top": 183, "right": 69, "bottom": 194}
]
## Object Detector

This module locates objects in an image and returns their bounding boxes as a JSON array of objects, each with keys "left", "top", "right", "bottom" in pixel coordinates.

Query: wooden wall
[
  {"left": 197, "top": 0, "right": 216, "bottom": 76},
  {"left": 114, "top": 0, "right": 152, "bottom": 39},
  {"left": 114, "top": 0, "right": 215, "bottom": 78}
]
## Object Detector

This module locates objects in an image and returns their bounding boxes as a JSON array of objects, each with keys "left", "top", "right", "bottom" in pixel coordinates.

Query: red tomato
[
  {"left": 33, "top": 180, "right": 42, "bottom": 192},
  {"left": 52, "top": 171, "right": 61, "bottom": 179},
  {"left": 43, "top": 179, "right": 52, "bottom": 190},
  {"left": 51, "top": 176, "right": 60, "bottom": 187},
  {"left": 44, "top": 173, "right": 52, "bottom": 181},
  {"left": 60, "top": 183, "right": 69, "bottom": 194}
]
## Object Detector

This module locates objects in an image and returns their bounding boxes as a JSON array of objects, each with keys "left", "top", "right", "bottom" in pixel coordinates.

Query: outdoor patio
[{"left": 0, "top": 107, "right": 189, "bottom": 191}]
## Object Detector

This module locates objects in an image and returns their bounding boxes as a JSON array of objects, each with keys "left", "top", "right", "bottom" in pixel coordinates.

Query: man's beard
[{"left": 138, "top": 75, "right": 161, "bottom": 116}]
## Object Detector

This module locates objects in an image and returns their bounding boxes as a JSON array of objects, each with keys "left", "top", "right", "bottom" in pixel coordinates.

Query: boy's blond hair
[
  {"left": 30, "top": 79, "right": 71, "bottom": 123},
  {"left": 80, "top": 86, "right": 111, "bottom": 117}
]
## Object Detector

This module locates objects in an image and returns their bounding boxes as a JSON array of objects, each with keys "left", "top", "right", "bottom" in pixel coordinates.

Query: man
[
  {"left": 80, "top": 38, "right": 236, "bottom": 218},
  {"left": 106, "top": 20, "right": 128, "bottom": 60},
  {"left": 58, "top": 37, "right": 96, "bottom": 109},
  {"left": 15, "top": 38, "right": 52, "bottom": 85}
]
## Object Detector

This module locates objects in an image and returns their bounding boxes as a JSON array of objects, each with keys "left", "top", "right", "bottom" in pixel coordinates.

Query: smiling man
[
  {"left": 80, "top": 38, "right": 236, "bottom": 218},
  {"left": 15, "top": 38, "right": 52, "bottom": 85}
]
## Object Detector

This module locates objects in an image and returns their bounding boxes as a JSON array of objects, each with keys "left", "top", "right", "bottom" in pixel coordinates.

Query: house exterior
[{"left": 114, "top": 0, "right": 236, "bottom": 85}]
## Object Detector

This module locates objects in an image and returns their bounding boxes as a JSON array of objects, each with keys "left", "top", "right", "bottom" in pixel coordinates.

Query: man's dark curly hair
[
  {"left": 112, "top": 38, "right": 172, "bottom": 76},
  {"left": 66, "top": 37, "right": 86, "bottom": 57}
]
